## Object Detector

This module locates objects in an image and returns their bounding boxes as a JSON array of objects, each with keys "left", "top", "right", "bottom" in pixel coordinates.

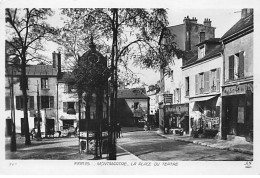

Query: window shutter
[
  {"left": 174, "top": 90, "right": 176, "bottom": 103},
  {"left": 64, "top": 84, "right": 68, "bottom": 92},
  {"left": 216, "top": 68, "right": 220, "bottom": 91},
  {"left": 5, "top": 96, "right": 11, "bottom": 110},
  {"left": 75, "top": 102, "right": 79, "bottom": 113},
  {"left": 16, "top": 96, "right": 21, "bottom": 110},
  {"left": 209, "top": 70, "right": 213, "bottom": 92},
  {"left": 204, "top": 71, "right": 210, "bottom": 93},
  {"left": 28, "top": 96, "right": 34, "bottom": 110},
  {"left": 229, "top": 55, "right": 234, "bottom": 80},
  {"left": 238, "top": 51, "right": 244, "bottom": 78},
  {"left": 50, "top": 96, "right": 54, "bottom": 108},
  {"left": 195, "top": 74, "right": 198, "bottom": 94},
  {"left": 63, "top": 102, "right": 67, "bottom": 112}
]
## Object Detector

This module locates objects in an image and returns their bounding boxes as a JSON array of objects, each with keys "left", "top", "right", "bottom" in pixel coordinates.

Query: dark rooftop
[
  {"left": 182, "top": 44, "right": 222, "bottom": 68},
  {"left": 117, "top": 88, "right": 148, "bottom": 99},
  {"left": 196, "top": 38, "right": 221, "bottom": 46},
  {"left": 221, "top": 13, "right": 253, "bottom": 40},
  {"left": 6, "top": 65, "right": 58, "bottom": 76}
]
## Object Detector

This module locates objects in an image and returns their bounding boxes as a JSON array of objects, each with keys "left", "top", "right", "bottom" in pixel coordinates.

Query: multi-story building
[
  {"left": 221, "top": 9, "right": 253, "bottom": 142},
  {"left": 5, "top": 53, "right": 59, "bottom": 136},
  {"left": 158, "top": 16, "right": 216, "bottom": 134},
  {"left": 182, "top": 38, "right": 223, "bottom": 138}
]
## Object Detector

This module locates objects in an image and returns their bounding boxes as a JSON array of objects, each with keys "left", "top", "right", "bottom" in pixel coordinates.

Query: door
[{"left": 46, "top": 119, "right": 55, "bottom": 136}]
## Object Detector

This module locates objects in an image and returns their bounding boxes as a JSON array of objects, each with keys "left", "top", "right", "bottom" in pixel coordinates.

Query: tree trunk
[{"left": 21, "top": 56, "right": 31, "bottom": 145}]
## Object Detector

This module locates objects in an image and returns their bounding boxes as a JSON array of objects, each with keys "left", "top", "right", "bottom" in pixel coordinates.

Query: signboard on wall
[
  {"left": 163, "top": 94, "right": 173, "bottom": 104},
  {"left": 223, "top": 83, "right": 253, "bottom": 96},
  {"left": 164, "top": 103, "right": 189, "bottom": 115}
]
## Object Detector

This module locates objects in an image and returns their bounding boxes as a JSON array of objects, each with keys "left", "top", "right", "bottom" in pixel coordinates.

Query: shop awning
[{"left": 189, "top": 94, "right": 219, "bottom": 102}]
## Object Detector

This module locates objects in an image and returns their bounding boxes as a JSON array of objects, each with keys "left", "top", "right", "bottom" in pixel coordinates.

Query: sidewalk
[
  {"left": 157, "top": 131, "right": 253, "bottom": 155},
  {"left": 5, "top": 136, "right": 140, "bottom": 160}
]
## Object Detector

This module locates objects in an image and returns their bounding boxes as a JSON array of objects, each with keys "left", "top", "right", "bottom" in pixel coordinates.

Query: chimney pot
[
  {"left": 203, "top": 18, "right": 212, "bottom": 27},
  {"left": 241, "top": 8, "right": 253, "bottom": 18}
]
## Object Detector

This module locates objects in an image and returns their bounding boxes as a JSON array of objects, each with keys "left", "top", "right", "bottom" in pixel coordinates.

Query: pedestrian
[
  {"left": 116, "top": 123, "right": 122, "bottom": 138},
  {"left": 30, "top": 128, "right": 36, "bottom": 139}
]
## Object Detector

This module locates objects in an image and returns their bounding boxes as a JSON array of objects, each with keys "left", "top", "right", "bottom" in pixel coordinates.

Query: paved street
[
  {"left": 5, "top": 129, "right": 252, "bottom": 161},
  {"left": 117, "top": 130, "right": 253, "bottom": 161}
]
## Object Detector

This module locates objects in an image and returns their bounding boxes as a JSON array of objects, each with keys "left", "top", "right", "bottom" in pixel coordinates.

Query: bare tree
[{"left": 5, "top": 8, "right": 58, "bottom": 145}]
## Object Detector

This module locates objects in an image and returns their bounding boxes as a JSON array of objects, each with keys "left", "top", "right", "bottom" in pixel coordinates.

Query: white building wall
[
  {"left": 5, "top": 76, "right": 58, "bottom": 134},
  {"left": 182, "top": 55, "right": 223, "bottom": 135}
]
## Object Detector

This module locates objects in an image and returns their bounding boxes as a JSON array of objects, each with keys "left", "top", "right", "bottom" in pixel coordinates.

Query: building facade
[
  {"left": 182, "top": 39, "right": 223, "bottom": 138},
  {"left": 158, "top": 16, "right": 216, "bottom": 134},
  {"left": 221, "top": 9, "right": 254, "bottom": 142},
  {"left": 5, "top": 54, "right": 59, "bottom": 136},
  {"left": 117, "top": 88, "right": 149, "bottom": 127}
]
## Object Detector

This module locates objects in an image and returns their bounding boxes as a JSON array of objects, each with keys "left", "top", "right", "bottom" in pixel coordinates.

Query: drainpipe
[
  {"left": 221, "top": 41, "right": 226, "bottom": 140},
  {"left": 56, "top": 82, "right": 59, "bottom": 132}
]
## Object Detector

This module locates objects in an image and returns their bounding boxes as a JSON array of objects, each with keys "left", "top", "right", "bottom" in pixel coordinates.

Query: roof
[
  {"left": 196, "top": 38, "right": 221, "bottom": 46},
  {"left": 221, "top": 13, "right": 253, "bottom": 40},
  {"left": 182, "top": 44, "right": 222, "bottom": 68},
  {"left": 6, "top": 65, "right": 58, "bottom": 76},
  {"left": 117, "top": 88, "right": 149, "bottom": 99}
]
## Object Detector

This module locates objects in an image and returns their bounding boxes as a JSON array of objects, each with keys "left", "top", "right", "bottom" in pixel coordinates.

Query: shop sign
[
  {"left": 223, "top": 83, "right": 253, "bottom": 96},
  {"left": 204, "top": 116, "right": 219, "bottom": 125},
  {"left": 163, "top": 94, "right": 173, "bottom": 104},
  {"left": 165, "top": 104, "right": 188, "bottom": 115}
]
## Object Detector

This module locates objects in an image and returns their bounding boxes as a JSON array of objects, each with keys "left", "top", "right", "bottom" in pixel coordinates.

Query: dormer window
[{"left": 198, "top": 45, "right": 205, "bottom": 59}]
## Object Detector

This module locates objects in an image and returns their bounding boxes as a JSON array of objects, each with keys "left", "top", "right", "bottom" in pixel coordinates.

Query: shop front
[
  {"left": 162, "top": 103, "right": 189, "bottom": 135},
  {"left": 189, "top": 94, "right": 221, "bottom": 138},
  {"left": 222, "top": 82, "right": 253, "bottom": 142}
]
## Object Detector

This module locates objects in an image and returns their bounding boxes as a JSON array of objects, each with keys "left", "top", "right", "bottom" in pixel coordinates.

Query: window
[
  {"left": 5, "top": 96, "right": 11, "bottom": 110},
  {"left": 185, "top": 77, "right": 189, "bottom": 96},
  {"left": 134, "top": 102, "right": 139, "bottom": 109},
  {"left": 174, "top": 88, "right": 180, "bottom": 103},
  {"left": 40, "top": 96, "right": 54, "bottom": 109},
  {"left": 198, "top": 45, "right": 205, "bottom": 59},
  {"left": 63, "top": 102, "right": 78, "bottom": 114},
  {"left": 65, "top": 83, "right": 76, "bottom": 93},
  {"left": 16, "top": 96, "right": 34, "bottom": 110},
  {"left": 204, "top": 71, "right": 210, "bottom": 93},
  {"left": 195, "top": 73, "right": 205, "bottom": 95},
  {"left": 41, "top": 78, "right": 48, "bottom": 89},
  {"left": 210, "top": 68, "right": 220, "bottom": 92},
  {"left": 199, "top": 73, "right": 204, "bottom": 94},
  {"left": 229, "top": 51, "right": 244, "bottom": 81},
  {"left": 200, "top": 32, "right": 205, "bottom": 43}
]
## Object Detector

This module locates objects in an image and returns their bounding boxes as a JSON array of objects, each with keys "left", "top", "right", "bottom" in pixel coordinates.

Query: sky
[
  {"left": 1, "top": 0, "right": 257, "bottom": 87},
  {"left": 128, "top": 8, "right": 242, "bottom": 86},
  {"left": 44, "top": 8, "right": 243, "bottom": 86}
]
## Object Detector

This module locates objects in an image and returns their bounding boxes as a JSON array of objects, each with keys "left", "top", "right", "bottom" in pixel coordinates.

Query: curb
[{"left": 157, "top": 133, "right": 253, "bottom": 155}]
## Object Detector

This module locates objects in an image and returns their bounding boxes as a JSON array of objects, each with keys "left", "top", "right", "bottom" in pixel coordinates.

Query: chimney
[
  {"left": 190, "top": 17, "right": 197, "bottom": 24},
  {"left": 52, "top": 51, "right": 57, "bottom": 68},
  {"left": 203, "top": 18, "right": 211, "bottom": 27},
  {"left": 241, "top": 8, "right": 253, "bottom": 18},
  {"left": 183, "top": 16, "right": 190, "bottom": 24},
  {"left": 57, "top": 51, "right": 61, "bottom": 79}
]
